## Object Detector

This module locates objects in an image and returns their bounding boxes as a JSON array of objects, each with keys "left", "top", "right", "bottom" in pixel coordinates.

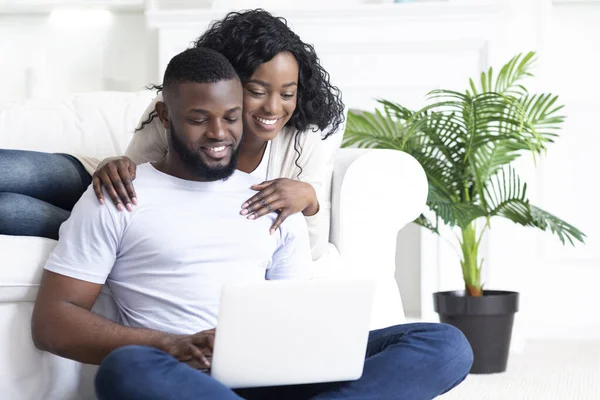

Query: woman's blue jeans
[{"left": 0, "top": 149, "right": 91, "bottom": 240}]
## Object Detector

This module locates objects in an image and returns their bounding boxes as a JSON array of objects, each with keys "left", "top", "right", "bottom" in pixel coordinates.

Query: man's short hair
[{"left": 162, "top": 47, "right": 239, "bottom": 93}]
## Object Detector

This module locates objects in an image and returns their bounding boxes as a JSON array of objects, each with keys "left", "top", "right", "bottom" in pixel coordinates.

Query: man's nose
[{"left": 205, "top": 120, "right": 226, "bottom": 140}]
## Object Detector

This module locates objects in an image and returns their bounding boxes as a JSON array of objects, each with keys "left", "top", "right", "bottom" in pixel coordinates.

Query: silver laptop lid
[{"left": 211, "top": 279, "right": 376, "bottom": 389}]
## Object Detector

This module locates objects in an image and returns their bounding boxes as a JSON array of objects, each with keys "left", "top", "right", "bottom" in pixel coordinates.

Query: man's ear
[{"left": 155, "top": 101, "right": 170, "bottom": 130}]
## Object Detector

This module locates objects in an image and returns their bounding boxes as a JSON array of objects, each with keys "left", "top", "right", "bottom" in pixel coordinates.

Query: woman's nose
[{"left": 262, "top": 95, "right": 282, "bottom": 115}]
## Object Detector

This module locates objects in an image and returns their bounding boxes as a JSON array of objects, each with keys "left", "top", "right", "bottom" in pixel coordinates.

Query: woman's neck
[{"left": 237, "top": 134, "right": 268, "bottom": 174}]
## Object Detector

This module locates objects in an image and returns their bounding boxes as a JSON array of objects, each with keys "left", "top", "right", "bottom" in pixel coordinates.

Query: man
[{"left": 32, "top": 47, "right": 472, "bottom": 400}]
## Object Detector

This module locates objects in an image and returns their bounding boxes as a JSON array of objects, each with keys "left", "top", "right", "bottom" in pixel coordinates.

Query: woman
[{"left": 0, "top": 9, "right": 344, "bottom": 260}]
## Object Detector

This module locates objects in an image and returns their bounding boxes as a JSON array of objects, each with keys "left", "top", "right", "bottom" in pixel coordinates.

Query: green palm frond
[
  {"left": 343, "top": 109, "right": 404, "bottom": 149},
  {"left": 470, "top": 141, "right": 523, "bottom": 206},
  {"left": 487, "top": 199, "right": 585, "bottom": 246},
  {"left": 495, "top": 52, "right": 536, "bottom": 95},
  {"left": 512, "top": 93, "right": 564, "bottom": 151},
  {"left": 468, "top": 52, "right": 535, "bottom": 97},
  {"left": 414, "top": 213, "right": 439, "bottom": 234},
  {"left": 529, "top": 206, "right": 586, "bottom": 246},
  {"left": 379, "top": 100, "right": 431, "bottom": 150},
  {"left": 420, "top": 91, "right": 529, "bottom": 151},
  {"left": 428, "top": 185, "right": 487, "bottom": 228},
  {"left": 414, "top": 151, "right": 461, "bottom": 200},
  {"left": 481, "top": 168, "right": 585, "bottom": 245},
  {"left": 379, "top": 99, "right": 414, "bottom": 121},
  {"left": 420, "top": 112, "right": 465, "bottom": 165},
  {"left": 484, "top": 167, "right": 528, "bottom": 221}
]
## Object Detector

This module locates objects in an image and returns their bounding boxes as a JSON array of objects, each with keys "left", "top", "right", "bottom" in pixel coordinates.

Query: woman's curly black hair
[
  {"left": 195, "top": 9, "right": 345, "bottom": 139},
  {"left": 139, "top": 9, "right": 345, "bottom": 141}
]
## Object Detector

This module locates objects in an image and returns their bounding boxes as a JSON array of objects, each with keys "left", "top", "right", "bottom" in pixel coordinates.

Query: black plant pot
[{"left": 433, "top": 290, "right": 519, "bottom": 374}]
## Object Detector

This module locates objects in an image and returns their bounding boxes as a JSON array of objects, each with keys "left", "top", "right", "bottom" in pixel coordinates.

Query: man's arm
[
  {"left": 31, "top": 187, "right": 212, "bottom": 366},
  {"left": 31, "top": 270, "right": 173, "bottom": 365}
]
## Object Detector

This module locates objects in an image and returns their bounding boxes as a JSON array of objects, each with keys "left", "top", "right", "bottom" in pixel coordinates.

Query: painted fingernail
[
  {"left": 248, "top": 214, "right": 256, "bottom": 220},
  {"left": 99, "top": 199, "right": 105, "bottom": 205},
  {"left": 242, "top": 203, "right": 248, "bottom": 208},
  {"left": 126, "top": 203, "right": 133, "bottom": 212},
  {"left": 117, "top": 204, "right": 124, "bottom": 211},
  {"left": 240, "top": 209, "right": 248, "bottom": 215},
  {"left": 269, "top": 229, "right": 275, "bottom": 235},
  {"left": 132, "top": 197, "right": 138, "bottom": 205}
]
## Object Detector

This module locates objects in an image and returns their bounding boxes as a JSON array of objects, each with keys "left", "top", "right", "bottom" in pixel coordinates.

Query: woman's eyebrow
[
  {"left": 246, "top": 79, "right": 298, "bottom": 88},
  {"left": 246, "top": 79, "right": 270, "bottom": 87}
]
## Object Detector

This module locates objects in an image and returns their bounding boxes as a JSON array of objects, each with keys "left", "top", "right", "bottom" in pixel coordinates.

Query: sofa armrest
[{"left": 330, "top": 148, "right": 428, "bottom": 279}]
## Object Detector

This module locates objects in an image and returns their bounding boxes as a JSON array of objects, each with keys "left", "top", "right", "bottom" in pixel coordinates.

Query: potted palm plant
[{"left": 343, "top": 52, "right": 585, "bottom": 374}]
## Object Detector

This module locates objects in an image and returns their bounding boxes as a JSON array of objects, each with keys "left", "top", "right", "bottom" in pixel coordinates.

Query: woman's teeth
[{"left": 256, "top": 117, "right": 278, "bottom": 125}]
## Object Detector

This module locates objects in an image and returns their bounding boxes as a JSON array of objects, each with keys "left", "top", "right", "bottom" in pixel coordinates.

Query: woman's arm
[{"left": 242, "top": 128, "right": 341, "bottom": 261}]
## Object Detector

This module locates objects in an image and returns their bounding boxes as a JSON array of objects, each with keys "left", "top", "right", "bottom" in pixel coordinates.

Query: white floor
[{"left": 438, "top": 340, "right": 600, "bottom": 400}]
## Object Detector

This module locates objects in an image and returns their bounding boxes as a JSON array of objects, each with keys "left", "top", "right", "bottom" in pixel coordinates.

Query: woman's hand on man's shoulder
[{"left": 92, "top": 156, "right": 137, "bottom": 211}]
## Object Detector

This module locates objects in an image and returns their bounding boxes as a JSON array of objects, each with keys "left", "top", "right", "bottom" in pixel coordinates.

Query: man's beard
[{"left": 169, "top": 121, "right": 239, "bottom": 181}]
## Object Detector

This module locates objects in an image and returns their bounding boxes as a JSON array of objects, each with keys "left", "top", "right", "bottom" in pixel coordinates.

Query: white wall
[{"left": 0, "top": 10, "right": 157, "bottom": 103}]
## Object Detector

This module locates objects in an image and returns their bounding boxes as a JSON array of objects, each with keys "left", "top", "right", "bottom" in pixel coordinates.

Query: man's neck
[{"left": 153, "top": 154, "right": 211, "bottom": 182}]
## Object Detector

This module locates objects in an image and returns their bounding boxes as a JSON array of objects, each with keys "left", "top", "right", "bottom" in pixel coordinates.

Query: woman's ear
[{"left": 155, "top": 101, "right": 170, "bottom": 130}]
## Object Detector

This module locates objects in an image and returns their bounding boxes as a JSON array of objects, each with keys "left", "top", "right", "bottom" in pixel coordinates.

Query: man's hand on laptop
[{"left": 159, "top": 328, "right": 215, "bottom": 372}]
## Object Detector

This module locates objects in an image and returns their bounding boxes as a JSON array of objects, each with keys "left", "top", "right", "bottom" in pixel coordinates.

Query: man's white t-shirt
[{"left": 44, "top": 163, "right": 312, "bottom": 335}]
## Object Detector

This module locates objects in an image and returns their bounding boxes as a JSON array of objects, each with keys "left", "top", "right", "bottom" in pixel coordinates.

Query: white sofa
[{"left": 0, "top": 92, "right": 428, "bottom": 399}]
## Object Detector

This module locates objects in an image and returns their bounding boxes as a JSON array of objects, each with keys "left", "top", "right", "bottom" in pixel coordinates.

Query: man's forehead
[
  {"left": 176, "top": 80, "right": 241, "bottom": 94},
  {"left": 165, "top": 80, "right": 242, "bottom": 110}
]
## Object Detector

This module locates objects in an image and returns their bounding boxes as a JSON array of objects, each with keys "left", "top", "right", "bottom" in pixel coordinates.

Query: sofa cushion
[
  {"left": 0, "top": 235, "right": 56, "bottom": 302},
  {"left": 0, "top": 91, "right": 155, "bottom": 161}
]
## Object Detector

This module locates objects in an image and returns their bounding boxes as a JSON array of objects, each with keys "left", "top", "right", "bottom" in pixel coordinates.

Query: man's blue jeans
[
  {"left": 95, "top": 323, "right": 473, "bottom": 400},
  {"left": 0, "top": 149, "right": 91, "bottom": 239}
]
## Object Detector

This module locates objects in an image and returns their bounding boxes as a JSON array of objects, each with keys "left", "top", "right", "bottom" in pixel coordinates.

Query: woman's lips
[{"left": 253, "top": 116, "right": 280, "bottom": 131}]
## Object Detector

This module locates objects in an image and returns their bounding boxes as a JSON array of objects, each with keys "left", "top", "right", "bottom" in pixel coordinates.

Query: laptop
[{"left": 210, "top": 279, "right": 376, "bottom": 389}]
